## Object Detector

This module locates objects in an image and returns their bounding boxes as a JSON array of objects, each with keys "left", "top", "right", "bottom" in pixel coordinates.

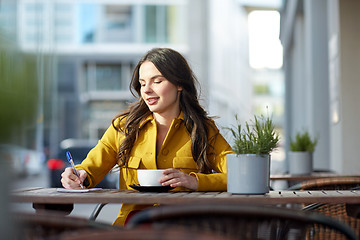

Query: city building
[
  {"left": 4, "top": 0, "right": 285, "bottom": 172},
  {"left": 17, "top": 0, "right": 193, "bottom": 157}
]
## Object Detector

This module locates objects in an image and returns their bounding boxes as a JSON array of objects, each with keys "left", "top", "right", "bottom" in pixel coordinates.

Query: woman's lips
[{"left": 146, "top": 97, "right": 159, "bottom": 105}]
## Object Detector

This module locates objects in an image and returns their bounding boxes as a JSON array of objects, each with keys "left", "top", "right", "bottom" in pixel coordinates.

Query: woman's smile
[{"left": 146, "top": 97, "right": 159, "bottom": 105}]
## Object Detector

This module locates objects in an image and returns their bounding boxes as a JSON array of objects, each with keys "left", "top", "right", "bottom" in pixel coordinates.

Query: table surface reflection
[{"left": 12, "top": 187, "right": 360, "bottom": 205}]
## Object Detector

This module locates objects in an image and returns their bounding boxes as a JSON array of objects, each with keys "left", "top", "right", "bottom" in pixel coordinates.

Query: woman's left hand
[{"left": 160, "top": 168, "right": 198, "bottom": 191}]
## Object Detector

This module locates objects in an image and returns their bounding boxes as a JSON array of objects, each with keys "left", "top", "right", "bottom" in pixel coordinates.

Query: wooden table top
[
  {"left": 11, "top": 187, "right": 360, "bottom": 205},
  {"left": 270, "top": 173, "right": 360, "bottom": 181}
]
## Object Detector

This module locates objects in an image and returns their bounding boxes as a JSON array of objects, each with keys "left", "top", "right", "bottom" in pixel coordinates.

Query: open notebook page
[{"left": 56, "top": 188, "right": 102, "bottom": 193}]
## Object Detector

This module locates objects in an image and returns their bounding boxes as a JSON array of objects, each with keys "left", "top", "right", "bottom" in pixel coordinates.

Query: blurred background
[
  {"left": 1, "top": 0, "right": 360, "bottom": 236},
  {"left": 0, "top": 0, "right": 285, "bottom": 178}
]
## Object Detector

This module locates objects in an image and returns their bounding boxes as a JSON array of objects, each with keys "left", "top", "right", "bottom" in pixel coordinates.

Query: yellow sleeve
[
  {"left": 75, "top": 118, "right": 124, "bottom": 187},
  {"left": 190, "top": 124, "right": 233, "bottom": 191}
]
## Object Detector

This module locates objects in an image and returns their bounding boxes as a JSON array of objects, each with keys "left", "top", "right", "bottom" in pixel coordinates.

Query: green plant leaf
[
  {"left": 289, "top": 131, "right": 318, "bottom": 152},
  {"left": 226, "top": 114, "right": 280, "bottom": 156}
]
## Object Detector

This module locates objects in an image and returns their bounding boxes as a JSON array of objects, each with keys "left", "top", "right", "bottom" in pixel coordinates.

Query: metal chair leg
[{"left": 89, "top": 203, "right": 107, "bottom": 221}]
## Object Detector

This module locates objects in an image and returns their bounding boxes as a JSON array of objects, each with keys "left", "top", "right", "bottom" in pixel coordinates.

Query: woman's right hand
[{"left": 61, "top": 167, "right": 87, "bottom": 189}]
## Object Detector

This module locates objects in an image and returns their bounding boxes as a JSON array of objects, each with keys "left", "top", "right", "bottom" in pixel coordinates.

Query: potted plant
[
  {"left": 288, "top": 131, "right": 318, "bottom": 175},
  {"left": 226, "top": 115, "right": 279, "bottom": 194}
]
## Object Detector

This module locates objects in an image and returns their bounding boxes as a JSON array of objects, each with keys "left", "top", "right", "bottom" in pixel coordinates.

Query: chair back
[
  {"left": 60, "top": 228, "right": 229, "bottom": 240},
  {"left": 292, "top": 178, "right": 360, "bottom": 239},
  {"left": 15, "top": 211, "right": 118, "bottom": 239},
  {"left": 289, "top": 177, "right": 360, "bottom": 190},
  {"left": 304, "top": 203, "right": 360, "bottom": 240},
  {"left": 126, "top": 204, "right": 357, "bottom": 240}
]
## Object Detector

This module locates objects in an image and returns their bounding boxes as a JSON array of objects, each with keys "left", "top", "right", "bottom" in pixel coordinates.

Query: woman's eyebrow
[
  {"left": 150, "top": 74, "right": 164, "bottom": 80},
  {"left": 139, "top": 75, "right": 164, "bottom": 81}
]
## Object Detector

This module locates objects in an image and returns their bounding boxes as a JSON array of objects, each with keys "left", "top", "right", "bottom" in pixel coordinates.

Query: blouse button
[{"left": 162, "top": 148, "right": 169, "bottom": 155}]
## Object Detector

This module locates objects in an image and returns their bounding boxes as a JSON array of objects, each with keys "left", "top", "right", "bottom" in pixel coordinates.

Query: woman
[{"left": 61, "top": 48, "right": 233, "bottom": 226}]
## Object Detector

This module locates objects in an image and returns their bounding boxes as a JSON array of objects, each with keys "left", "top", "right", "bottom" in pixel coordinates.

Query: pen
[{"left": 66, "top": 151, "right": 84, "bottom": 189}]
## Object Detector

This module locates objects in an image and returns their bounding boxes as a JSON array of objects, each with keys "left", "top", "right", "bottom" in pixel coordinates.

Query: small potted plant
[
  {"left": 288, "top": 131, "right": 318, "bottom": 175},
  {"left": 226, "top": 115, "right": 280, "bottom": 194}
]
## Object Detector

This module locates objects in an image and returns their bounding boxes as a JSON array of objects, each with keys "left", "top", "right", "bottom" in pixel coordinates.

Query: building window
[
  {"left": 77, "top": 3, "right": 185, "bottom": 44},
  {"left": 144, "top": 5, "right": 168, "bottom": 43},
  {"left": 78, "top": 4, "right": 133, "bottom": 43},
  {"left": 25, "top": 3, "right": 43, "bottom": 12},
  {"left": 95, "top": 64, "right": 122, "bottom": 91},
  {"left": 102, "top": 5, "right": 133, "bottom": 42},
  {"left": 84, "top": 62, "right": 132, "bottom": 92},
  {"left": 78, "top": 3, "right": 98, "bottom": 43},
  {"left": 87, "top": 101, "right": 129, "bottom": 139}
]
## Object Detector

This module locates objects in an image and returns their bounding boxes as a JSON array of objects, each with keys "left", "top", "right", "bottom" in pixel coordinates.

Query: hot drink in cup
[{"left": 137, "top": 169, "right": 164, "bottom": 186}]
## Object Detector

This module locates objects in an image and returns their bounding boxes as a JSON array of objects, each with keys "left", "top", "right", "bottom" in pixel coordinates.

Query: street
[{"left": 11, "top": 165, "right": 120, "bottom": 225}]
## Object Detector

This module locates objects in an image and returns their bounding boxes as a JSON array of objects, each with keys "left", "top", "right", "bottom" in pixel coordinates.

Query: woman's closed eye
[
  {"left": 139, "top": 80, "right": 146, "bottom": 87},
  {"left": 139, "top": 78, "right": 163, "bottom": 87}
]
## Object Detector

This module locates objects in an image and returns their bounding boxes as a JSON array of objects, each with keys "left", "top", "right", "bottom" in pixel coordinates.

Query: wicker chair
[
  {"left": 290, "top": 177, "right": 360, "bottom": 239},
  {"left": 60, "top": 228, "right": 229, "bottom": 240},
  {"left": 288, "top": 177, "right": 360, "bottom": 191},
  {"left": 126, "top": 204, "right": 357, "bottom": 240},
  {"left": 15, "top": 211, "right": 225, "bottom": 240},
  {"left": 14, "top": 211, "right": 119, "bottom": 240}
]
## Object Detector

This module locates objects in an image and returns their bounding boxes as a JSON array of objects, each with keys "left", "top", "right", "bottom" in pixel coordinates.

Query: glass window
[
  {"left": 25, "top": 3, "right": 43, "bottom": 12},
  {"left": 145, "top": 5, "right": 157, "bottom": 42},
  {"left": 0, "top": 2, "right": 17, "bottom": 36},
  {"left": 78, "top": 3, "right": 98, "bottom": 43},
  {"left": 54, "top": 3, "right": 72, "bottom": 12},
  {"left": 144, "top": 5, "right": 168, "bottom": 43},
  {"left": 95, "top": 64, "right": 122, "bottom": 91},
  {"left": 76, "top": 3, "right": 185, "bottom": 44},
  {"left": 26, "top": 18, "right": 42, "bottom": 27},
  {"left": 102, "top": 5, "right": 133, "bottom": 42},
  {"left": 55, "top": 34, "right": 72, "bottom": 43},
  {"left": 54, "top": 18, "right": 71, "bottom": 27},
  {"left": 84, "top": 63, "right": 131, "bottom": 92},
  {"left": 25, "top": 15, "right": 42, "bottom": 27}
]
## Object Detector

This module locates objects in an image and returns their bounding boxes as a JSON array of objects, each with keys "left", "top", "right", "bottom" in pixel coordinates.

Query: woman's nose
[{"left": 143, "top": 84, "right": 153, "bottom": 93}]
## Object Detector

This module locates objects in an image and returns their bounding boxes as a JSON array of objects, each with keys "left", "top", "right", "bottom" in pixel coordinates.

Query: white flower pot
[
  {"left": 288, "top": 151, "right": 313, "bottom": 175},
  {"left": 227, "top": 154, "right": 270, "bottom": 195}
]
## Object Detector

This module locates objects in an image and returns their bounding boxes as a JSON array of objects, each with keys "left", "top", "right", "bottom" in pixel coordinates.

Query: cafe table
[
  {"left": 12, "top": 188, "right": 360, "bottom": 240},
  {"left": 269, "top": 173, "right": 360, "bottom": 190},
  {"left": 11, "top": 187, "right": 360, "bottom": 210},
  {"left": 270, "top": 173, "right": 360, "bottom": 182}
]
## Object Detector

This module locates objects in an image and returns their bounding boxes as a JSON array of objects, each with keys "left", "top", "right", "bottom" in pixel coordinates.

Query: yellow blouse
[{"left": 76, "top": 112, "right": 233, "bottom": 226}]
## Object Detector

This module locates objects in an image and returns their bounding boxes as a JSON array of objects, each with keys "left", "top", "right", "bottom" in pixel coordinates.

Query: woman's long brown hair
[{"left": 112, "top": 48, "right": 217, "bottom": 173}]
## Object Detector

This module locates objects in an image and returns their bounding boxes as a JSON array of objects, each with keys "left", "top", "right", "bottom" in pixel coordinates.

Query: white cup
[{"left": 137, "top": 169, "right": 164, "bottom": 186}]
